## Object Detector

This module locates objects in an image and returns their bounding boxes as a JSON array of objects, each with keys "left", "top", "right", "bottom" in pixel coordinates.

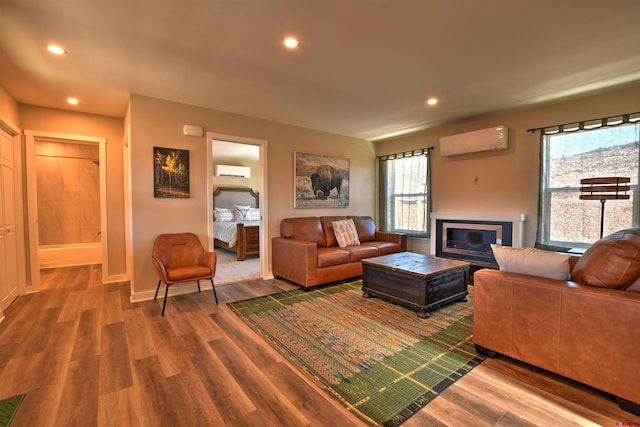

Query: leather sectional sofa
[
  {"left": 473, "top": 228, "right": 640, "bottom": 415},
  {"left": 272, "top": 215, "right": 407, "bottom": 288}
]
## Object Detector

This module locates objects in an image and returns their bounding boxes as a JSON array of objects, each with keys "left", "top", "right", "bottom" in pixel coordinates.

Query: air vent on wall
[
  {"left": 216, "top": 165, "right": 251, "bottom": 178},
  {"left": 440, "top": 126, "right": 508, "bottom": 157}
]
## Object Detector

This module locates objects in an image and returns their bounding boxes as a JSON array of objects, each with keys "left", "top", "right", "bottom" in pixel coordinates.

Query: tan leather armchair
[{"left": 152, "top": 233, "right": 218, "bottom": 316}]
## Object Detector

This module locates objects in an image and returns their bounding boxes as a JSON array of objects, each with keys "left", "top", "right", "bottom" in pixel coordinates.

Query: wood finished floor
[{"left": 0, "top": 264, "right": 638, "bottom": 426}]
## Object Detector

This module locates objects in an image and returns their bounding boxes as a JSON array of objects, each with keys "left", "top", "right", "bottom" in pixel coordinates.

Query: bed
[{"left": 213, "top": 187, "right": 260, "bottom": 261}]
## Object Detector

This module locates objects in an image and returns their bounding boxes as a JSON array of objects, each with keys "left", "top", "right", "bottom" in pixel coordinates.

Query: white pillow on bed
[
  {"left": 249, "top": 208, "right": 260, "bottom": 221},
  {"left": 234, "top": 205, "right": 251, "bottom": 221},
  {"left": 214, "top": 208, "right": 234, "bottom": 222}
]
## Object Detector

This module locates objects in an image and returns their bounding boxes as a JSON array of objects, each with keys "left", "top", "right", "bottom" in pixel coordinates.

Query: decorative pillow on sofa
[
  {"left": 571, "top": 228, "right": 640, "bottom": 289},
  {"left": 491, "top": 244, "right": 571, "bottom": 280},
  {"left": 234, "top": 205, "right": 251, "bottom": 221},
  {"left": 332, "top": 219, "right": 361, "bottom": 248},
  {"left": 214, "top": 208, "right": 234, "bottom": 222}
]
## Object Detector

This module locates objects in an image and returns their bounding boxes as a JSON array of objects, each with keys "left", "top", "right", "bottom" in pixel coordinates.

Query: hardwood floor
[{"left": 0, "top": 265, "right": 637, "bottom": 426}]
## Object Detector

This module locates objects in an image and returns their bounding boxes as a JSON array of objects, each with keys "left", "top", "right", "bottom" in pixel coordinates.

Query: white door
[{"left": 0, "top": 127, "right": 18, "bottom": 310}]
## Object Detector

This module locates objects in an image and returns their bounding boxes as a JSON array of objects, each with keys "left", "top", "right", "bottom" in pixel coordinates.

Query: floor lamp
[{"left": 579, "top": 177, "right": 630, "bottom": 238}]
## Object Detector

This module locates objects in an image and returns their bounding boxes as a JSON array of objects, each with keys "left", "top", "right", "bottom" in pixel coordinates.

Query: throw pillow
[
  {"left": 234, "top": 205, "right": 251, "bottom": 221},
  {"left": 491, "top": 244, "right": 571, "bottom": 280},
  {"left": 214, "top": 208, "right": 234, "bottom": 222},
  {"left": 333, "top": 219, "right": 360, "bottom": 248},
  {"left": 249, "top": 208, "right": 260, "bottom": 221},
  {"left": 571, "top": 228, "right": 640, "bottom": 289}
]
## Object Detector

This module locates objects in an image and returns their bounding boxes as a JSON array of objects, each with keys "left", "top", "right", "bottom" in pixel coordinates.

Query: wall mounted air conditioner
[
  {"left": 439, "top": 126, "right": 508, "bottom": 157},
  {"left": 216, "top": 165, "right": 251, "bottom": 178}
]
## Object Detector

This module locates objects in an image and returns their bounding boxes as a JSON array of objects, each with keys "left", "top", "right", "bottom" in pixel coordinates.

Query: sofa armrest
[
  {"left": 375, "top": 231, "right": 407, "bottom": 252},
  {"left": 272, "top": 237, "right": 318, "bottom": 287},
  {"left": 473, "top": 268, "right": 565, "bottom": 371}
]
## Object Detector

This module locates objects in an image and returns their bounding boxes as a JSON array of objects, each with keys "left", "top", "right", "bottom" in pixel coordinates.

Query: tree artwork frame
[
  {"left": 294, "top": 152, "right": 349, "bottom": 208},
  {"left": 154, "top": 146, "right": 190, "bottom": 198}
]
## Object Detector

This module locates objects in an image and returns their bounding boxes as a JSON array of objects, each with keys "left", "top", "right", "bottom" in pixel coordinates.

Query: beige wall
[
  {"left": 129, "top": 94, "right": 375, "bottom": 296},
  {"left": 19, "top": 105, "right": 127, "bottom": 277},
  {"left": 0, "top": 85, "right": 19, "bottom": 126},
  {"left": 375, "top": 83, "right": 640, "bottom": 251}
]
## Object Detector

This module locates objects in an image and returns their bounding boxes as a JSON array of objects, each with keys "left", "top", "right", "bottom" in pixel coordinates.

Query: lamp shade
[
  {"left": 579, "top": 177, "right": 630, "bottom": 200},
  {"left": 579, "top": 176, "right": 630, "bottom": 239}
]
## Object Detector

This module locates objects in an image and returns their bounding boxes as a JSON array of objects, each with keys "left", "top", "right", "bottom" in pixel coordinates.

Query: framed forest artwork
[
  {"left": 294, "top": 152, "right": 349, "bottom": 208},
  {"left": 153, "top": 146, "right": 190, "bottom": 198}
]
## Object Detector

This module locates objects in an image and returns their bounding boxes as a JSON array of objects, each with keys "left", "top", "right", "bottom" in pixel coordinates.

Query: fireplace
[{"left": 431, "top": 213, "right": 526, "bottom": 267}]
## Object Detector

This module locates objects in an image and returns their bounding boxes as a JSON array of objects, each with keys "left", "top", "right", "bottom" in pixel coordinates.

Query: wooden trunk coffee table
[{"left": 361, "top": 252, "right": 470, "bottom": 318}]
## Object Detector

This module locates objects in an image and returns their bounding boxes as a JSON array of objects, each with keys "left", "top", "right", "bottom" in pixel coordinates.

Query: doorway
[
  {"left": 25, "top": 131, "right": 108, "bottom": 290},
  {"left": 207, "top": 132, "right": 268, "bottom": 284}
]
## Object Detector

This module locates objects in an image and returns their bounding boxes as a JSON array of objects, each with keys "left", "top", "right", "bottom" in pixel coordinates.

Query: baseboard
[{"left": 103, "top": 274, "right": 128, "bottom": 284}]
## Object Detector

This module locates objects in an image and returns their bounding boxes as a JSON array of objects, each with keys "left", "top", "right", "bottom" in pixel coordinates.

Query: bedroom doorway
[{"left": 207, "top": 133, "right": 267, "bottom": 285}]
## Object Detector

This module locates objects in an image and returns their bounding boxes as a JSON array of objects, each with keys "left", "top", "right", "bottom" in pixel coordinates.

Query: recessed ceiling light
[
  {"left": 283, "top": 37, "right": 299, "bottom": 49},
  {"left": 47, "top": 45, "right": 67, "bottom": 55},
  {"left": 67, "top": 98, "right": 79, "bottom": 105},
  {"left": 426, "top": 97, "right": 438, "bottom": 106}
]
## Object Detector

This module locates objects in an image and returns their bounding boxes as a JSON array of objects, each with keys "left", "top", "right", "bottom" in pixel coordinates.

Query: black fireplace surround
[{"left": 435, "top": 219, "right": 513, "bottom": 267}]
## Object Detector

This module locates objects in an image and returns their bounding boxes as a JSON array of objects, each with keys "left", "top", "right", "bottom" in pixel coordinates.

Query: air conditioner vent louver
[
  {"left": 440, "top": 126, "right": 508, "bottom": 156},
  {"left": 216, "top": 165, "right": 250, "bottom": 178}
]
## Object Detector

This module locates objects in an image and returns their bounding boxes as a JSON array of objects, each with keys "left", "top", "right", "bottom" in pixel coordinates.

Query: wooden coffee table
[{"left": 361, "top": 252, "right": 470, "bottom": 318}]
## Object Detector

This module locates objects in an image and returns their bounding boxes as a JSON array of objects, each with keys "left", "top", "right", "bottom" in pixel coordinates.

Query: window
[
  {"left": 537, "top": 121, "right": 639, "bottom": 250},
  {"left": 378, "top": 150, "right": 431, "bottom": 238}
]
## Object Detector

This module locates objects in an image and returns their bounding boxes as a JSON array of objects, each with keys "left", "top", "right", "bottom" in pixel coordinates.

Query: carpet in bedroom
[
  {"left": 228, "top": 280, "right": 484, "bottom": 426},
  {"left": 214, "top": 248, "right": 260, "bottom": 285}
]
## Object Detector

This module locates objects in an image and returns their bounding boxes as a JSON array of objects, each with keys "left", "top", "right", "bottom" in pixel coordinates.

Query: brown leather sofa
[
  {"left": 473, "top": 228, "right": 640, "bottom": 415},
  {"left": 272, "top": 216, "right": 407, "bottom": 288}
]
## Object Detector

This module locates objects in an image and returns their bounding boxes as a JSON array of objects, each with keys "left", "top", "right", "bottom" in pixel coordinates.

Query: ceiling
[{"left": 2, "top": 0, "right": 640, "bottom": 141}]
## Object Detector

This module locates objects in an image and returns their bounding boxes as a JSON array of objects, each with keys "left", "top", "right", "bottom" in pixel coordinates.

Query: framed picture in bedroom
[
  {"left": 153, "top": 146, "right": 190, "bottom": 198},
  {"left": 294, "top": 152, "right": 349, "bottom": 208}
]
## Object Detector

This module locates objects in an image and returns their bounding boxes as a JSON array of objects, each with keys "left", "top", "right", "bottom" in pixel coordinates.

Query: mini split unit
[
  {"left": 216, "top": 164, "right": 251, "bottom": 178},
  {"left": 439, "top": 126, "right": 508, "bottom": 156}
]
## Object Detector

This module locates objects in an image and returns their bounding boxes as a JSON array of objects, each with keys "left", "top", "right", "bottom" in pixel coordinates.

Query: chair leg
[
  {"left": 154, "top": 280, "right": 162, "bottom": 300},
  {"left": 162, "top": 283, "right": 170, "bottom": 316},
  {"left": 197, "top": 280, "right": 201, "bottom": 292},
  {"left": 210, "top": 278, "right": 218, "bottom": 304}
]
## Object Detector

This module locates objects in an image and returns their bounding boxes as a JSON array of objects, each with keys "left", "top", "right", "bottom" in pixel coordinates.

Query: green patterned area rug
[
  {"left": 229, "top": 280, "right": 484, "bottom": 426},
  {"left": 0, "top": 394, "right": 24, "bottom": 427}
]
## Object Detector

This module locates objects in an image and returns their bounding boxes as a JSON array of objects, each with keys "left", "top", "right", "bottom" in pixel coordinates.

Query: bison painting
[
  {"left": 294, "top": 152, "right": 349, "bottom": 208},
  {"left": 310, "top": 165, "right": 342, "bottom": 200}
]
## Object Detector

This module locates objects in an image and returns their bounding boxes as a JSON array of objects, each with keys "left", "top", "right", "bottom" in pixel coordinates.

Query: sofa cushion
[
  {"left": 342, "top": 245, "right": 379, "bottom": 262},
  {"left": 333, "top": 219, "right": 360, "bottom": 248},
  {"left": 491, "top": 244, "right": 571, "bottom": 280},
  {"left": 317, "top": 247, "right": 351, "bottom": 267},
  {"left": 571, "top": 228, "right": 640, "bottom": 289},
  {"left": 348, "top": 216, "right": 377, "bottom": 242},
  {"left": 320, "top": 216, "right": 347, "bottom": 247},
  {"left": 626, "top": 275, "right": 640, "bottom": 292},
  {"left": 281, "top": 217, "right": 327, "bottom": 247},
  {"left": 361, "top": 241, "right": 402, "bottom": 256}
]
